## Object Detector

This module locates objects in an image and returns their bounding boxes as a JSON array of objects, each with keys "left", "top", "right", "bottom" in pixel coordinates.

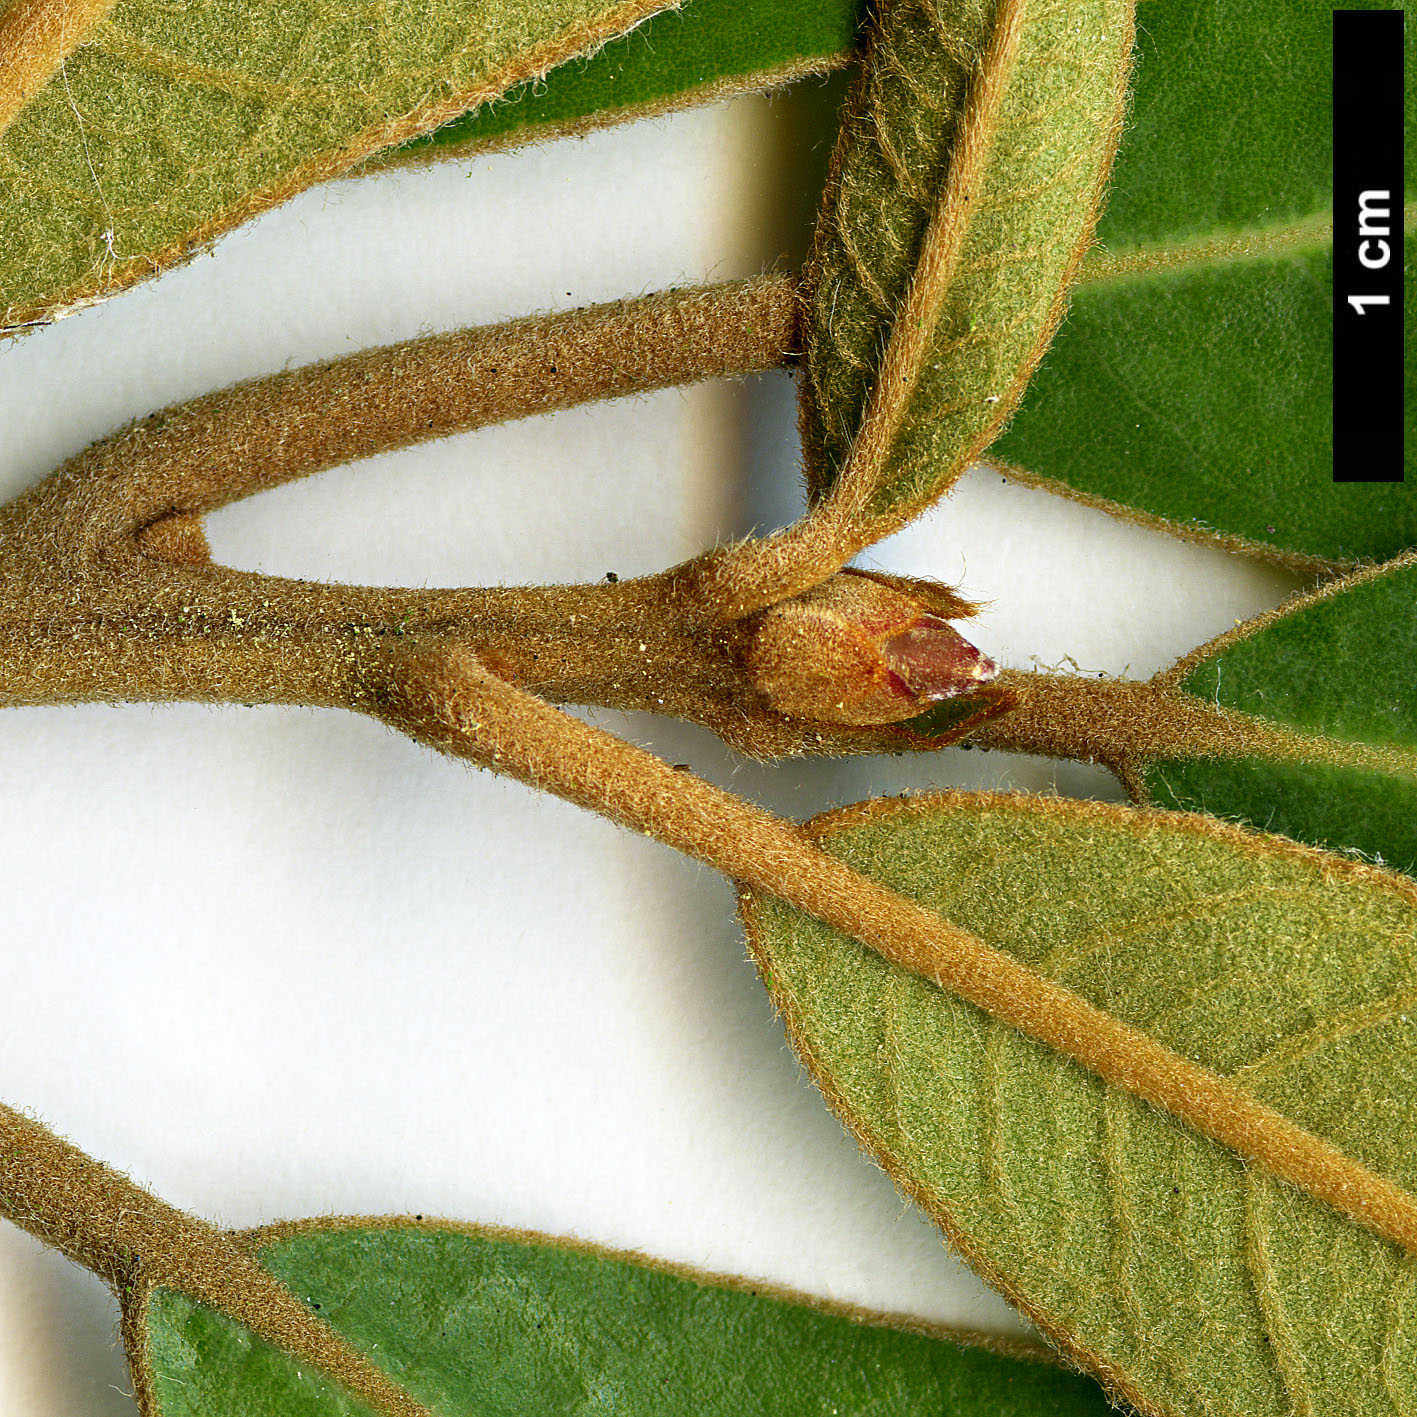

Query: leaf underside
[
  {"left": 986, "top": 0, "right": 1415, "bottom": 569},
  {"left": 800, "top": 0, "right": 1132, "bottom": 540},
  {"left": 741, "top": 792, "right": 1417, "bottom": 1417},
  {"left": 1145, "top": 555, "right": 1417, "bottom": 880},
  {"left": 380, "top": 0, "right": 867, "bottom": 164},
  {"left": 134, "top": 1220, "right": 1114, "bottom": 1415},
  {"left": 0, "top": 0, "right": 671, "bottom": 332}
]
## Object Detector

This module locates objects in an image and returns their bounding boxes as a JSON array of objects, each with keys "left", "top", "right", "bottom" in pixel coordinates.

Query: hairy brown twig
[
  {"left": 371, "top": 642, "right": 1417, "bottom": 1258},
  {"left": 0, "top": 275, "right": 1010, "bottom": 757},
  {"left": 0, "top": 1104, "right": 431, "bottom": 1417}
]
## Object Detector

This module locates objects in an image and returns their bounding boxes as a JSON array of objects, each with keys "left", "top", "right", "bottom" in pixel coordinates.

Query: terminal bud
[{"left": 745, "top": 569, "right": 996, "bottom": 725}]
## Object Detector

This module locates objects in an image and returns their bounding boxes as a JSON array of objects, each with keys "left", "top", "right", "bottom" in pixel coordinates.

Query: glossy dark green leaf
[
  {"left": 382, "top": 0, "right": 866, "bottom": 165},
  {"left": 133, "top": 1220, "right": 1114, "bottom": 1415},
  {"left": 1142, "top": 553, "right": 1417, "bottom": 878},
  {"left": 984, "top": 0, "right": 1415, "bottom": 570}
]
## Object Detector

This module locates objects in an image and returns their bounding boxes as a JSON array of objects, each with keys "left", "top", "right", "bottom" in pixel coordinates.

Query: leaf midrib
[
  {"left": 979, "top": 671, "right": 1417, "bottom": 786},
  {"left": 1077, "top": 200, "right": 1417, "bottom": 288},
  {"left": 749, "top": 793, "right": 1417, "bottom": 1414},
  {"left": 1164, "top": 694, "right": 1417, "bottom": 783}
]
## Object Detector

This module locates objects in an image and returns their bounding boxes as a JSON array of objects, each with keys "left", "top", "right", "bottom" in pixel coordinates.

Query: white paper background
[{"left": 0, "top": 84, "right": 1304, "bottom": 1413}]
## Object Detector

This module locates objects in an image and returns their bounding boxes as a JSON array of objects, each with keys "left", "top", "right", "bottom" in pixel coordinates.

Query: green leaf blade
[
  {"left": 800, "top": 0, "right": 1134, "bottom": 540},
  {"left": 0, "top": 0, "right": 673, "bottom": 332},
  {"left": 382, "top": 0, "right": 867, "bottom": 164},
  {"left": 983, "top": 0, "right": 1415, "bottom": 568},
  {"left": 1095, "top": 1, "right": 1333, "bottom": 248},
  {"left": 145, "top": 1288, "right": 376, "bottom": 1417},
  {"left": 1146, "top": 755, "right": 1417, "bottom": 882},
  {"left": 1177, "top": 559, "right": 1417, "bottom": 748},
  {"left": 1138, "top": 556, "right": 1417, "bottom": 877},
  {"left": 136, "top": 1222, "right": 1116, "bottom": 1415},
  {"left": 988, "top": 242, "right": 1417, "bottom": 568},
  {"left": 742, "top": 793, "right": 1417, "bottom": 1417}
]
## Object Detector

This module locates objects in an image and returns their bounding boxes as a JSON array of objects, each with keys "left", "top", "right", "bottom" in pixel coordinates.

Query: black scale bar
[{"left": 1333, "top": 9, "right": 1406, "bottom": 482}]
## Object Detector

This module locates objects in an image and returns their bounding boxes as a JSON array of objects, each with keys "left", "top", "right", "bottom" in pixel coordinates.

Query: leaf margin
[
  {"left": 796, "top": 0, "right": 1138, "bottom": 545},
  {"left": 123, "top": 1212, "right": 1101, "bottom": 1415},
  {"left": 738, "top": 786, "right": 1417, "bottom": 1417},
  {"left": 0, "top": 0, "right": 681, "bottom": 335}
]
